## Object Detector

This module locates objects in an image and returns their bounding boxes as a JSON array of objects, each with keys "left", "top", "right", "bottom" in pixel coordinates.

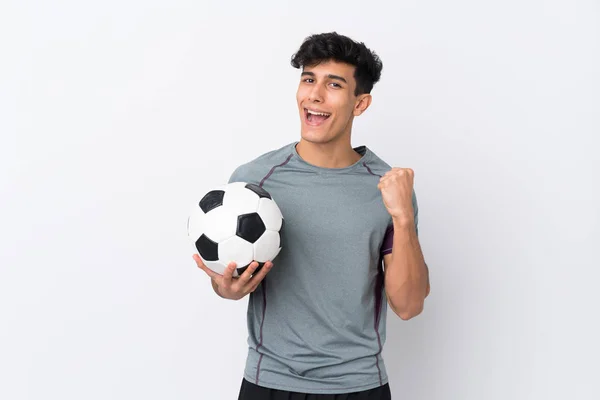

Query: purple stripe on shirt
[
  {"left": 255, "top": 279, "right": 267, "bottom": 384},
  {"left": 362, "top": 161, "right": 382, "bottom": 178},
  {"left": 373, "top": 255, "right": 385, "bottom": 386},
  {"left": 254, "top": 154, "right": 292, "bottom": 384},
  {"left": 259, "top": 153, "right": 293, "bottom": 188},
  {"left": 363, "top": 161, "right": 390, "bottom": 385}
]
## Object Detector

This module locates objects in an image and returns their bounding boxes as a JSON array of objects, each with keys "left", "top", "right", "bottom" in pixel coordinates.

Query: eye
[
  {"left": 303, "top": 78, "right": 314, "bottom": 83},
  {"left": 330, "top": 82, "right": 342, "bottom": 88}
]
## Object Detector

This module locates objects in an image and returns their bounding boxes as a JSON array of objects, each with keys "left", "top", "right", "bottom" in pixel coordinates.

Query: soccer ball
[{"left": 187, "top": 181, "right": 284, "bottom": 277}]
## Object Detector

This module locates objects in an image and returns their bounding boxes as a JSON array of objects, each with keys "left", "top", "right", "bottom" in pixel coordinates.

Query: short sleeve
[
  {"left": 413, "top": 190, "right": 419, "bottom": 236},
  {"left": 228, "top": 165, "right": 244, "bottom": 184},
  {"left": 379, "top": 190, "right": 420, "bottom": 257},
  {"left": 380, "top": 224, "right": 394, "bottom": 256}
]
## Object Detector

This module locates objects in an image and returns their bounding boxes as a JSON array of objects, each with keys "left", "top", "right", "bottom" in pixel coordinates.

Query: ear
[{"left": 353, "top": 94, "right": 372, "bottom": 116}]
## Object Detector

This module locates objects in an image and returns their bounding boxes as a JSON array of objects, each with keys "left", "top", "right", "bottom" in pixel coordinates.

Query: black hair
[{"left": 290, "top": 32, "right": 383, "bottom": 96}]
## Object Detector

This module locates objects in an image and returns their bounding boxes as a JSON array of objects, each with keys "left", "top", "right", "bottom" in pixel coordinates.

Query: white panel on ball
[
  {"left": 202, "top": 206, "right": 238, "bottom": 242},
  {"left": 187, "top": 206, "right": 206, "bottom": 240},
  {"left": 203, "top": 260, "right": 227, "bottom": 276},
  {"left": 223, "top": 182, "right": 261, "bottom": 215},
  {"left": 218, "top": 235, "right": 254, "bottom": 276},
  {"left": 253, "top": 230, "right": 281, "bottom": 262},
  {"left": 256, "top": 198, "right": 283, "bottom": 231}
]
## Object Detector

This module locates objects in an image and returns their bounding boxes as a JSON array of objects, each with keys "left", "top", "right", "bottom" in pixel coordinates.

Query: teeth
[{"left": 306, "top": 109, "right": 331, "bottom": 117}]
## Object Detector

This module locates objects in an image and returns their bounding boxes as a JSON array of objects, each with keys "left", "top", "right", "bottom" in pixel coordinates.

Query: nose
[{"left": 308, "top": 83, "right": 324, "bottom": 103}]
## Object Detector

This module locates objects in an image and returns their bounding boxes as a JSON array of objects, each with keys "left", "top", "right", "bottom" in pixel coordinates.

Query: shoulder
[
  {"left": 228, "top": 142, "right": 296, "bottom": 183},
  {"left": 360, "top": 145, "right": 392, "bottom": 177}
]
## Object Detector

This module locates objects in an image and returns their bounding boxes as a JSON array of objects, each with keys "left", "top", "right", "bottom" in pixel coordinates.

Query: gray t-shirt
[{"left": 228, "top": 141, "right": 419, "bottom": 394}]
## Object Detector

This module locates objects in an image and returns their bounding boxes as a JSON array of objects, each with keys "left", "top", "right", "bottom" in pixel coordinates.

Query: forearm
[{"left": 385, "top": 218, "right": 429, "bottom": 319}]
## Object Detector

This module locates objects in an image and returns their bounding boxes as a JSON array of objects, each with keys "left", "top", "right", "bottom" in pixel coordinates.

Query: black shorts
[{"left": 238, "top": 378, "right": 392, "bottom": 400}]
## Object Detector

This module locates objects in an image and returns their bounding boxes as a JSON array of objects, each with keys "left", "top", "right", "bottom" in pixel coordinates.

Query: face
[{"left": 296, "top": 60, "right": 372, "bottom": 145}]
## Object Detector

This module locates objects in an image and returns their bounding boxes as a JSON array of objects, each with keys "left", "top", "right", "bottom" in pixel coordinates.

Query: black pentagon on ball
[
  {"left": 245, "top": 183, "right": 271, "bottom": 199},
  {"left": 195, "top": 234, "right": 219, "bottom": 261},
  {"left": 237, "top": 262, "right": 265, "bottom": 276},
  {"left": 199, "top": 190, "right": 224, "bottom": 213},
  {"left": 236, "top": 212, "right": 266, "bottom": 243}
]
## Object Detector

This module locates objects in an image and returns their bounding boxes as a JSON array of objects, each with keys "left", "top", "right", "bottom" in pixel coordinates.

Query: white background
[{"left": 1, "top": 1, "right": 599, "bottom": 399}]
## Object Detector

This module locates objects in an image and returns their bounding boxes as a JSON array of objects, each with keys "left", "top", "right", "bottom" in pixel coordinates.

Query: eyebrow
[{"left": 301, "top": 71, "right": 348, "bottom": 84}]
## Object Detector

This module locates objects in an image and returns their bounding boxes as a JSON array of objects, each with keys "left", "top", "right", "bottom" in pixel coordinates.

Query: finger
[
  {"left": 379, "top": 172, "right": 393, "bottom": 182},
  {"left": 221, "top": 261, "right": 237, "bottom": 287},
  {"left": 193, "top": 254, "right": 219, "bottom": 280},
  {"left": 237, "top": 261, "right": 260, "bottom": 285},
  {"left": 395, "top": 168, "right": 413, "bottom": 177},
  {"left": 377, "top": 178, "right": 389, "bottom": 189},
  {"left": 192, "top": 253, "right": 204, "bottom": 266},
  {"left": 248, "top": 261, "right": 274, "bottom": 287}
]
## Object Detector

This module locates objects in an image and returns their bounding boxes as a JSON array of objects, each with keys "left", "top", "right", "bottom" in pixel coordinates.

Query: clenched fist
[{"left": 377, "top": 167, "right": 415, "bottom": 225}]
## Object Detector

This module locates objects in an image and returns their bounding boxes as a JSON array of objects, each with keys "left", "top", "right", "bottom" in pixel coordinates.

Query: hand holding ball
[{"left": 188, "top": 182, "right": 284, "bottom": 277}]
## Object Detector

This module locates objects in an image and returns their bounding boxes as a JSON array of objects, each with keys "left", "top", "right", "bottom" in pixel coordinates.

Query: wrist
[{"left": 392, "top": 216, "right": 415, "bottom": 229}]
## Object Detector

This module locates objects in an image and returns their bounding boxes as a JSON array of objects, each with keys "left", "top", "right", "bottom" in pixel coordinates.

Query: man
[{"left": 194, "top": 32, "right": 430, "bottom": 400}]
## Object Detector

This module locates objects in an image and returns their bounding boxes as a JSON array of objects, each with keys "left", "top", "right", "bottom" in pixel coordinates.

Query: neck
[{"left": 295, "top": 136, "right": 362, "bottom": 169}]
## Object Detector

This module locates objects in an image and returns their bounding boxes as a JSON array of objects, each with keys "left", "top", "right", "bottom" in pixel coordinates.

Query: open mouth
[{"left": 304, "top": 108, "right": 331, "bottom": 126}]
